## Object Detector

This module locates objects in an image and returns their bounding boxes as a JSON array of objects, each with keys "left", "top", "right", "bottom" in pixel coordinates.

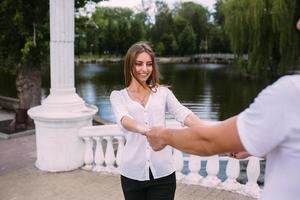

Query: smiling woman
[{"left": 109, "top": 41, "right": 207, "bottom": 200}]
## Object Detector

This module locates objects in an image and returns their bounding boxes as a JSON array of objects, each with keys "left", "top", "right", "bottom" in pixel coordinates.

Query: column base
[{"left": 28, "top": 100, "right": 98, "bottom": 172}]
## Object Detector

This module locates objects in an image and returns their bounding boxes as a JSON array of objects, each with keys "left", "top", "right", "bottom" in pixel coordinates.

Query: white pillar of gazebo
[{"left": 28, "top": 0, "right": 97, "bottom": 172}]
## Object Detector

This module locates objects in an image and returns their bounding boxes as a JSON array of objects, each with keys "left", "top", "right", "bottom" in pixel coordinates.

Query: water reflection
[
  {"left": 0, "top": 63, "right": 269, "bottom": 122},
  {"left": 73, "top": 63, "right": 268, "bottom": 122}
]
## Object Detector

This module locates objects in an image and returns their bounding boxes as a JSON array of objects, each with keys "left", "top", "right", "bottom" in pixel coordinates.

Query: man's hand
[{"left": 146, "top": 127, "right": 167, "bottom": 151}]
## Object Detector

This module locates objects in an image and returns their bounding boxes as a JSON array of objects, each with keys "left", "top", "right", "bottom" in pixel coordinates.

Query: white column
[
  {"left": 44, "top": 0, "right": 84, "bottom": 109},
  {"left": 28, "top": 0, "right": 97, "bottom": 172}
]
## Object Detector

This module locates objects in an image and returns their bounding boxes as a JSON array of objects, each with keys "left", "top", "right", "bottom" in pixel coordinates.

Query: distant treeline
[
  {"left": 75, "top": 0, "right": 300, "bottom": 77},
  {"left": 75, "top": 1, "right": 230, "bottom": 57},
  {"left": 0, "top": 0, "right": 299, "bottom": 79}
]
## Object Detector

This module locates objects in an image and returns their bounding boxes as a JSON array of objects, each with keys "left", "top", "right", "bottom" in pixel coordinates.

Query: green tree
[
  {"left": 156, "top": 42, "right": 165, "bottom": 56},
  {"left": 178, "top": 25, "right": 196, "bottom": 55},
  {"left": 115, "top": 8, "right": 134, "bottom": 54},
  {"left": 150, "top": 1, "right": 175, "bottom": 55},
  {"left": 129, "top": 12, "right": 148, "bottom": 48},
  {"left": 75, "top": 17, "right": 89, "bottom": 55},
  {"left": 88, "top": 7, "right": 107, "bottom": 55},
  {"left": 161, "top": 34, "right": 178, "bottom": 56},
  {"left": 0, "top": 0, "right": 103, "bottom": 129},
  {"left": 86, "top": 7, "right": 145, "bottom": 56},
  {"left": 208, "top": 25, "right": 231, "bottom": 53},
  {"left": 0, "top": 0, "right": 49, "bottom": 129},
  {"left": 213, "top": 0, "right": 225, "bottom": 26},
  {"left": 174, "top": 2, "right": 209, "bottom": 53},
  {"left": 208, "top": 0, "right": 231, "bottom": 53},
  {"left": 223, "top": 0, "right": 300, "bottom": 77}
]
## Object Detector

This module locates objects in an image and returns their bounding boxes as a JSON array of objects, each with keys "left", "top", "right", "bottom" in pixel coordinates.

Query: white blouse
[{"left": 110, "top": 86, "right": 192, "bottom": 181}]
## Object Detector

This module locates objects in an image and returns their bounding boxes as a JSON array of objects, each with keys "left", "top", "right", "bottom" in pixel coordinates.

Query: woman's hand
[{"left": 136, "top": 124, "right": 150, "bottom": 135}]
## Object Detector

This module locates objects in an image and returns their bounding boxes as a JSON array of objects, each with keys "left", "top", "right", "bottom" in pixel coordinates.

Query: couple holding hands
[{"left": 111, "top": 31, "right": 300, "bottom": 200}]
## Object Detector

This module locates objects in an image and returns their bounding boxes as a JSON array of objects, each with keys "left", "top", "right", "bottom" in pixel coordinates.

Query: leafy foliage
[
  {"left": 222, "top": 0, "right": 300, "bottom": 77},
  {"left": 1, "top": 0, "right": 298, "bottom": 80},
  {"left": 75, "top": 1, "right": 212, "bottom": 56},
  {"left": 0, "top": 0, "right": 105, "bottom": 112},
  {"left": 0, "top": 0, "right": 103, "bottom": 72},
  {"left": 0, "top": 0, "right": 49, "bottom": 71}
]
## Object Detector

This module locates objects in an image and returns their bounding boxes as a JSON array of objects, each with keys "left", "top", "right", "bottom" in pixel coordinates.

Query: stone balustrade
[{"left": 78, "top": 121, "right": 263, "bottom": 199}]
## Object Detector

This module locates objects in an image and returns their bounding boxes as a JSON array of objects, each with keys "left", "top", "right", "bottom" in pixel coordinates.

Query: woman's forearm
[
  {"left": 184, "top": 113, "right": 217, "bottom": 127},
  {"left": 121, "top": 116, "right": 149, "bottom": 135}
]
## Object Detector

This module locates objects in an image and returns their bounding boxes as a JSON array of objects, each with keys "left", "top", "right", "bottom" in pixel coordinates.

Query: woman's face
[{"left": 133, "top": 52, "right": 153, "bottom": 83}]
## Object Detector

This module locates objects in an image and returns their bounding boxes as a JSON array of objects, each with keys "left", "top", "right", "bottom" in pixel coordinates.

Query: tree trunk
[{"left": 10, "top": 64, "right": 41, "bottom": 130}]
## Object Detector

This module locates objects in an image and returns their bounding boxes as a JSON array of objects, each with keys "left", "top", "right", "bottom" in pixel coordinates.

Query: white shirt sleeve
[
  {"left": 110, "top": 90, "right": 133, "bottom": 132},
  {"left": 237, "top": 77, "right": 291, "bottom": 157},
  {"left": 165, "top": 87, "right": 192, "bottom": 125}
]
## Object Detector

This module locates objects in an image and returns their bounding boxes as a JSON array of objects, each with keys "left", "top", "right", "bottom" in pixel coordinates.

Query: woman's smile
[{"left": 134, "top": 52, "right": 153, "bottom": 82}]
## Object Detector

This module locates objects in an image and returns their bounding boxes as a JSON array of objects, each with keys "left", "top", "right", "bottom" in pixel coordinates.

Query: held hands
[
  {"left": 230, "top": 151, "right": 251, "bottom": 159},
  {"left": 145, "top": 127, "right": 167, "bottom": 151},
  {"left": 136, "top": 124, "right": 150, "bottom": 135}
]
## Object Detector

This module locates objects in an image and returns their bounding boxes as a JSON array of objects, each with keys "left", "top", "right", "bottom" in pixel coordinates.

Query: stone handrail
[
  {"left": 0, "top": 96, "right": 19, "bottom": 111},
  {"left": 78, "top": 121, "right": 263, "bottom": 199}
]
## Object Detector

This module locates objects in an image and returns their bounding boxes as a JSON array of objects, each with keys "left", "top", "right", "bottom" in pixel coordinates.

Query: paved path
[
  {"left": 0, "top": 108, "right": 256, "bottom": 200},
  {"left": 0, "top": 135, "right": 36, "bottom": 176},
  {"left": 0, "top": 165, "right": 255, "bottom": 200}
]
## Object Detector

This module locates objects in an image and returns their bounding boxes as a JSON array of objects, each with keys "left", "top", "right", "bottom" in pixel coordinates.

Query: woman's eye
[{"left": 135, "top": 62, "right": 152, "bottom": 66}]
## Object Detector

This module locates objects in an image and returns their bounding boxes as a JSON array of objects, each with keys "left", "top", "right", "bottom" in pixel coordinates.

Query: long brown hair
[{"left": 124, "top": 42, "right": 159, "bottom": 89}]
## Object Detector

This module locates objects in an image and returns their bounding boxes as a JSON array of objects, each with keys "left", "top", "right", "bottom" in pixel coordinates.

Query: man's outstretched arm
[{"left": 146, "top": 116, "right": 245, "bottom": 156}]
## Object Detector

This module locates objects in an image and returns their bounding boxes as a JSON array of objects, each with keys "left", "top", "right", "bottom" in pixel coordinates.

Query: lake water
[
  {"left": 0, "top": 62, "right": 270, "bottom": 122},
  {"left": 72, "top": 62, "right": 269, "bottom": 122}
]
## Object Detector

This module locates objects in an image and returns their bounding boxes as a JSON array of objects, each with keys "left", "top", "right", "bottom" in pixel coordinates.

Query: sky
[
  {"left": 99, "top": 0, "right": 216, "bottom": 11},
  {"left": 79, "top": 0, "right": 217, "bottom": 18}
]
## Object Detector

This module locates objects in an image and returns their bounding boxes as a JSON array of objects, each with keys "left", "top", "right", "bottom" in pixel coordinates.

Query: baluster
[
  {"left": 244, "top": 156, "right": 261, "bottom": 198},
  {"left": 93, "top": 136, "right": 105, "bottom": 172},
  {"left": 201, "top": 155, "right": 221, "bottom": 187},
  {"left": 221, "top": 157, "right": 242, "bottom": 192},
  {"left": 115, "top": 136, "right": 125, "bottom": 173},
  {"left": 173, "top": 148, "right": 185, "bottom": 180},
  {"left": 104, "top": 136, "right": 116, "bottom": 173},
  {"left": 184, "top": 155, "right": 202, "bottom": 185},
  {"left": 81, "top": 137, "right": 94, "bottom": 170}
]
